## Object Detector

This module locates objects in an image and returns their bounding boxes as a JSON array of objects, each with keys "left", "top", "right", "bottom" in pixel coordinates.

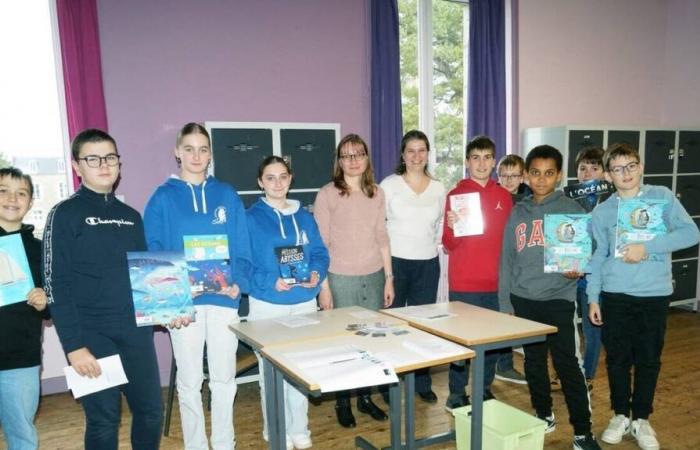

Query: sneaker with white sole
[
  {"left": 601, "top": 414, "right": 631, "bottom": 444},
  {"left": 536, "top": 412, "right": 556, "bottom": 434},
  {"left": 573, "top": 433, "right": 602, "bottom": 450},
  {"left": 291, "top": 433, "right": 312, "bottom": 450},
  {"left": 495, "top": 368, "right": 528, "bottom": 384},
  {"left": 631, "top": 419, "right": 660, "bottom": 450}
]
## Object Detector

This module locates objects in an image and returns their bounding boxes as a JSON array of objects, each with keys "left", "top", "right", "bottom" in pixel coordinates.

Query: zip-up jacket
[
  {"left": 143, "top": 175, "right": 252, "bottom": 309},
  {"left": 586, "top": 184, "right": 699, "bottom": 303},
  {"left": 442, "top": 178, "right": 513, "bottom": 292},
  {"left": 246, "top": 198, "right": 329, "bottom": 304},
  {"left": 498, "top": 191, "right": 585, "bottom": 313},
  {"left": 43, "top": 186, "right": 146, "bottom": 353},
  {"left": 0, "top": 224, "right": 49, "bottom": 370}
]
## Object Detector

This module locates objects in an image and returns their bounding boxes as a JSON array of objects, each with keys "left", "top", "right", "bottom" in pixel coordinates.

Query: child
[
  {"left": 587, "top": 143, "right": 699, "bottom": 450},
  {"left": 498, "top": 145, "right": 600, "bottom": 450},
  {"left": 497, "top": 154, "right": 532, "bottom": 202},
  {"left": 442, "top": 136, "right": 515, "bottom": 409},
  {"left": 44, "top": 129, "right": 162, "bottom": 449},
  {"left": 0, "top": 168, "right": 48, "bottom": 450}
]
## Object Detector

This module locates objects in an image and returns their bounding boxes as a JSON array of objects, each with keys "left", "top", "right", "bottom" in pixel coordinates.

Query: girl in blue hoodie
[
  {"left": 144, "top": 123, "right": 252, "bottom": 450},
  {"left": 246, "top": 155, "right": 329, "bottom": 449}
]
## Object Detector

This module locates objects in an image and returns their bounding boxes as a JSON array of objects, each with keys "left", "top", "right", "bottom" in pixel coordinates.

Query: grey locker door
[
  {"left": 678, "top": 131, "right": 700, "bottom": 174},
  {"left": 642, "top": 175, "right": 673, "bottom": 191},
  {"left": 280, "top": 129, "right": 336, "bottom": 190},
  {"left": 211, "top": 128, "right": 273, "bottom": 192},
  {"left": 567, "top": 130, "right": 604, "bottom": 175},
  {"left": 608, "top": 130, "right": 640, "bottom": 151},
  {"left": 671, "top": 259, "right": 698, "bottom": 302},
  {"left": 673, "top": 218, "right": 700, "bottom": 260},
  {"left": 643, "top": 131, "right": 675, "bottom": 175},
  {"left": 676, "top": 175, "right": 700, "bottom": 216}
]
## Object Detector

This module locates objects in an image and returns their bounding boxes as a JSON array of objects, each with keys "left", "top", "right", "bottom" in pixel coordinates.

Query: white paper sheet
[
  {"left": 63, "top": 354, "right": 128, "bottom": 399},
  {"left": 450, "top": 192, "right": 484, "bottom": 237},
  {"left": 403, "top": 305, "right": 455, "bottom": 321},
  {"left": 273, "top": 315, "right": 320, "bottom": 328}
]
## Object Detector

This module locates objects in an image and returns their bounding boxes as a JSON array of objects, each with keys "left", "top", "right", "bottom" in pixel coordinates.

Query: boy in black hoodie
[
  {"left": 0, "top": 167, "right": 48, "bottom": 449},
  {"left": 498, "top": 146, "right": 600, "bottom": 450}
]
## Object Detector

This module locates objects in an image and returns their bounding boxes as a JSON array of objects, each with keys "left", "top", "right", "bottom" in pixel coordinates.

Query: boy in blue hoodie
[
  {"left": 499, "top": 145, "right": 600, "bottom": 450},
  {"left": 587, "top": 143, "right": 699, "bottom": 450}
]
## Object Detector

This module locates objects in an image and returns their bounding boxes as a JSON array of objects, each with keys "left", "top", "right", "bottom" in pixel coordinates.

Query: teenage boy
[
  {"left": 588, "top": 143, "right": 699, "bottom": 450},
  {"left": 442, "top": 135, "right": 513, "bottom": 409},
  {"left": 43, "top": 129, "right": 162, "bottom": 449},
  {"left": 0, "top": 168, "right": 48, "bottom": 450},
  {"left": 498, "top": 145, "right": 600, "bottom": 450},
  {"left": 497, "top": 154, "right": 532, "bottom": 203}
]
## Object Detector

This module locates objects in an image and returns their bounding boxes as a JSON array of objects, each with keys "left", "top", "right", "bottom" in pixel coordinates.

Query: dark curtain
[{"left": 370, "top": 0, "right": 403, "bottom": 181}]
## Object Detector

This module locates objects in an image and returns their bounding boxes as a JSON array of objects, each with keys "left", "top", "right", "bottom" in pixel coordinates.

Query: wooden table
[{"left": 381, "top": 302, "right": 557, "bottom": 450}]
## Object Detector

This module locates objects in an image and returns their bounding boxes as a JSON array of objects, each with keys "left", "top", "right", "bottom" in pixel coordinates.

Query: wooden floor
[{"left": 3, "top": 308, "right": 699, "bottom": 450}]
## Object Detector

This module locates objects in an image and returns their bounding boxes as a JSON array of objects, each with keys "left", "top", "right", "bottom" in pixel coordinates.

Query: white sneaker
[
  {"left": 631, "top": 419, "right": 660, "bottom": 450},
  {"left": 601, "top": 414, "right": 630, "bottom": 444},
  {"left": 262, "top": 430, "right": 294, "bottom": 450},
  {"left": 291, "top": 433, "right": 313, "bottom": 449}
]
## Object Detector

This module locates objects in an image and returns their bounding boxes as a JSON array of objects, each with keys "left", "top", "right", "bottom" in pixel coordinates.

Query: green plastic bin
[{"left": 452, "top": 399, "right": 547, "bottom": 450}]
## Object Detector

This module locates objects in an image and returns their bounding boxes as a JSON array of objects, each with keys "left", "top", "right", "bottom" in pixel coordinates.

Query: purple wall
[{"left": 97, "top": 0, "right": 371, "bottom": 213}]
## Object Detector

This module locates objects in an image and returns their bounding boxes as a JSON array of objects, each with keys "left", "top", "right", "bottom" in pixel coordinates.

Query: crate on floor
[{"left": 453, "top": 399, "right": 547, "bottom": 450}]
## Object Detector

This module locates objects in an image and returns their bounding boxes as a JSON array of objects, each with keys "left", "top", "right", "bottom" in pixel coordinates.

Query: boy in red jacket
[{"left": 442, "top": 136, "right": 513, "bottom": 409}]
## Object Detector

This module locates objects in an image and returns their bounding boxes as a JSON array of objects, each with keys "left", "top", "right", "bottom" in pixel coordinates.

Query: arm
[
  {"left": 645, "top": 192, "right": 700, "bottom": 254},
  {"left": 143, "top": 189, "right": 167, "bottom": 251},
  {"left": 441, "top": 193, "right": 458, "bottom": 251},
  {"left": 497, "top": 215, "right": 516, "bottom": 314},
  {"left": 301, "top": 214, "right": 330, "bottom": 288},
  {"left": 313, "top": 188, "right": 331, "bottom": 247},
  {"left": 586, "top": 208, "right": 609, "bottom": 307},
  {"left": 375, "top": 188, "right": 394, "bottom": 307},
  {"left": 229, "top": 194, "right": 253, "bottom": 296}
]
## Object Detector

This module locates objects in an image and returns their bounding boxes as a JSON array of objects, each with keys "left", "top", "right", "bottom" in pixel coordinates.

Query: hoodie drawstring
[
  {"left": 186, "top": 180, "right": 208, "bottom": 214},
  {"left": 186, "top": 183, "right": 199, "bottom": 213},
  {"left": 201, "top": 179, "right": 207, "bottom": 214},
  {"left": 272, "top": 208, "right": 301, "bottom": 244}
]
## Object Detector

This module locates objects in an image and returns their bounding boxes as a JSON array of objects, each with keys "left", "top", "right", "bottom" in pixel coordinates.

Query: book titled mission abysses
[
  {"left": 0, "top": 234, "right": 34, "bottom": 307},
  {"left": 275, "top": 245, "right": 311, "bottom": 285},
  {"left": 615, "top": 198, "right": 667, "bottom": 258},
  {"left": 127, "top": 251, "right": 195, "bottom": 326},
  {"left": 544, "top": 214, "right": 592, "bottom": 273},
  {"left": 183, "top": 234, "right": 232, "bottom": 294}
]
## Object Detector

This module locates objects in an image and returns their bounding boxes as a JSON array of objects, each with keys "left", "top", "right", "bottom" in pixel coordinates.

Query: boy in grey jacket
[
  {"left": 588, "top": 143, "right": 699, "bottom": 450},
  {"left": 499, "top": 145, "right": 600, "bottom": 450}
]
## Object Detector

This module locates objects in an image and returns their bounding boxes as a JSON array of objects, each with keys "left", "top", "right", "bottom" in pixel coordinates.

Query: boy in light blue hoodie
[{"left": 587, "top": 143, "right": 699, "bottom": 450}]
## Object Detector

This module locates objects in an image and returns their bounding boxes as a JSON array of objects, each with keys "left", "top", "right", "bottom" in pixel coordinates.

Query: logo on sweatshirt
[
  {"left": 212, "top": 206, "right": 227, "bottom": 225},
  {"left": 85, "top": 217, "right": 135, "bottom": 227},
  {"left": 495, "top": 201, "right": 503, "bottom": 210},
  {"left": 515, "top": 219, "right": 544, "bottom": 251}
]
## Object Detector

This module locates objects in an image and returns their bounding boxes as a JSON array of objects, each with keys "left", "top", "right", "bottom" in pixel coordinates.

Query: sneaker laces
[
  {"left": 609, "top": 414, "right": 629, "bottom": 429},
  {"left": 635, "top": 419, "right": 657, "bottom": 440}
]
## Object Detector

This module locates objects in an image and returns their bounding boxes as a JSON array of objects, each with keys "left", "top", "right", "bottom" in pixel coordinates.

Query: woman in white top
[{"left": 379, "top": 130, "right": 445, "bottom": 403}]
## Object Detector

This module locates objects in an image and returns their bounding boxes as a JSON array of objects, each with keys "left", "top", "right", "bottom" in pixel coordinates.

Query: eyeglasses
[
  {"left": 339, "top": 153, "right": 367, "bottom": 162},
  {"left": 77, "top": 154, "right": 121, "bottom": 168},
  {"left": 499, "top": 174, "right": 523, "bottom": 182},
  {"left": 609, "top": 161, "right": 640, "bottom": 176}
]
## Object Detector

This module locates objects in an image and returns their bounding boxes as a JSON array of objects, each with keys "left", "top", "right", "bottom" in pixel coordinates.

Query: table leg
[
  {"left": 262, "top": 358, "right": 283, "bottom": 450},
  {"left": 470, "top": 347, "right": 485, "bottom": 450},
  {"left": 389, "top": 381, "right": 402, "bottom": 449},
  {"left": 404, "top": 373, "right": 416, "bottom": 450}
]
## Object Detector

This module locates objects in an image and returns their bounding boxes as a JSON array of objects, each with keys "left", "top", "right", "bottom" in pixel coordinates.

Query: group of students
[{"left": 0, "top": 123, "right": 697, "bottom": 450}]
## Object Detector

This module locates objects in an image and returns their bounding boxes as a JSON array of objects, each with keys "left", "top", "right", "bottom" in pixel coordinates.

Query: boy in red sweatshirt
[{"left": 442, "top": 136, "right": 513, "bottom": 409}]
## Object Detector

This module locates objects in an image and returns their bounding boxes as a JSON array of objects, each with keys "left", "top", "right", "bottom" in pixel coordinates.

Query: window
[
  {"left": 399, "top": 0, "right": 468, "bottom": 190},
  {"left": 33, "top": 183, "right": 42, "bottom": 200},
  {"left": 59, "top": 182, "right": 69, "bottom": 199},
  {"left": 28, "top": 209, "right": 45, "bottom": 228},
  {"left": 57, "top": 159, "right": 65, "bottom": 173}
]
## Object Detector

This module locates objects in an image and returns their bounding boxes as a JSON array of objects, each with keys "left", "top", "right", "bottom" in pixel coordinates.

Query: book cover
[
  {"left": 275, "top": 245, "right": 311, "bottom": 284},
  {"left": 0, "top": 234, "right": 34, "bottom": 307},
  {"left": 544, "top": 214, "right": 592, "bottom": 273},
  {"left": 183, "top": 235, "right": 232, "bottom": 294},
  {"left": 449, "top": 192, "right": 484, "bottom": 237},
  {"left": 615, "top": 198, "right": 668, "bottom": 258},
  {"left": 127, "top": 251, "right": 194, "bottom": 327},
  {"left": 563, "top": 179, "right": 614, "bottom": 212}
]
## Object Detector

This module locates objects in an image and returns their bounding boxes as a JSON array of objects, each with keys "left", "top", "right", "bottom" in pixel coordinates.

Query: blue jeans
[
  {"left": 448, "top": 292, "right": 500, "bottom": 396},
  {"left": 0, "top": 365, "right": 40, "bottom": 450},
  {"left": 577, "top": 285, "right": 602, "bottom": 379}
]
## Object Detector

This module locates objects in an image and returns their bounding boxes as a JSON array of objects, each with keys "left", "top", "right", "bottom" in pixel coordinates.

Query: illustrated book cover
[
  {"left": 449, "top": 192, "right": 484, "bottom": 237},
  {"left": 183, "top": 234, "right": 232, "bottom": 294},
  {"left": 615, "top": 198, "right": 667, "bottom": 258},
  {"left": 0, "top": 234, "right": 34, "bottom": 307},
  {"left": 544, "top": 214, "right": 592, "bottom": 273},
  {"left": 275, "top": 245, "right": 311, "bottom": 284}
]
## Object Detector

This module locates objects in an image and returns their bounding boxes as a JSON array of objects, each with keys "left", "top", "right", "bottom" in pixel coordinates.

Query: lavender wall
[{"left": 97, "top": 0, "right": 370, "bottom": 213}]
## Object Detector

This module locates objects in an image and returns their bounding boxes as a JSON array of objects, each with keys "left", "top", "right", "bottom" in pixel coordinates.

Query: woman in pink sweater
[{"left": 313, "top": 133, "right": 394, "bottom": 428}]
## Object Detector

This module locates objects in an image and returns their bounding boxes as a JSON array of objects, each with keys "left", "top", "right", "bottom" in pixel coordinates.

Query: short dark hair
[
  {"left": 525, "top": 145, "right": 563, "bottom": 172},
  {"left": 257, "top": 155, "right": 292, "bottom": 180},
  {"left": 71, "top": 129, "right": 117, "bottom": 161},
  {"left": 0, "top": 167, "right": 34, "bottom": 198},
  {"left": 466, "top": 135, "right": 496, "bottom": 158},
  {"left": 176, "top": 122, "right": 210, "bottom": 147},
  {"left": 575, "top": 147, "right": 604, "bottom": 168},
  {"left": 603, "top": 142, "right": 640, "bottom": 170},
  {"left": 497, "top": 154, "right": 525, "bottom": 173},
  {"left": 396, "top": 130, "right": 431, "bottom": 176}
]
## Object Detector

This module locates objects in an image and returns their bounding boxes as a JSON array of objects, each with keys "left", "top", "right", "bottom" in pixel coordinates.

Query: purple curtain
[
  {"left": 56, "top": 0, "right": 109, "bottom": 189},
  {"left": 467, "top": 0, "right": 506, "bottom": 163},
  {"left": 370, "top": 0, "right": 403, "bottom": 181}
]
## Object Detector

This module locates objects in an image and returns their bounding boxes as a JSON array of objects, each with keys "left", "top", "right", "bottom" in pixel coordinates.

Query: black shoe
[
  {"left": 381, "top": 390, "right": 390, "bottom": 405},
  {"left": 573, "top": 433, "right": 602, "bottom": 450},
  {"left": 484, "top": 390, "right": 496, "bottom": 401},
  {"left": 445, "top": 393, "right": 470, "bottom": 412},
  {"left": 418, "top": 390, "right": 438, "bottom": 403},
  {"left": 357, "top": 395, "right": 388, "bottom": 421},
  {"left": 335, "top": 399, "right": 356, "bottom": 428}
]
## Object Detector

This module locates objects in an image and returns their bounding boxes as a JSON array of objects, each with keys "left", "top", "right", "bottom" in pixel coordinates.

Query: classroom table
[
  {"left": 380, "top": 302, "right": 558, "bottom": 450},
  {"left": 261, "top": 326, "right": 474, "bottom": 450}
]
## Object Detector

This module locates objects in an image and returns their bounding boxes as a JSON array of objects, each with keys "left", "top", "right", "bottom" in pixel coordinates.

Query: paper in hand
[{"left": 63, "top": 354, "right": 129, "bottom": 399}]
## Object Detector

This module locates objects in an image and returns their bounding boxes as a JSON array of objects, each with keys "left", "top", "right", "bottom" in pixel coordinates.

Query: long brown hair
[{"left": 332, "top": 134, "right": 377, "bottom": 198}]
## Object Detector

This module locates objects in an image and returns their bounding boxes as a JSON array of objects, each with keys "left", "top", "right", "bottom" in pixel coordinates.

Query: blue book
[
  {"left": 0, "top": 234, "right": 35, "bottom": 307},
  {"left": 615, "top": 198, "right": 667, "bottom": 258},
  {"left": 127, "top": 251, "right": 194, "bottom": 326},
  {"left": 563, "top": 179, "right": 614, "bottom": 212},
  {"left": 275, "top": 245, "right": 311, "bottom": 284},
  {"left": 183, "top": 235, "right": 231, "bottom": 294},
  {"left": 544, "top": 214, "right": 592, "bottom": 273}
]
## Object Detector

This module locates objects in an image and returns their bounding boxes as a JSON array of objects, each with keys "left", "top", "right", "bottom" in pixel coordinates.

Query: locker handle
[
  {"left": 678, "top": 148, "right": 684, "bottom": 158},
  {"left": 668, "top": 148, "right": 674, "bottom": 160}
]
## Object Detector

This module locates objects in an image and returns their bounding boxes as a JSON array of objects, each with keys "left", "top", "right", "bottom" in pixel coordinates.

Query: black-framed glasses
[
  {"left": 339, "top": 153, "right": 367, "bottom": 162},
  {"left": 609, "top": 161, "right": 639, "bottom": 176},
  {"left": 499, "top": 174, "right": 523, "bottom": 182},
  {"left": 78, "top": 154, "right": 121, "bottom": 168}
]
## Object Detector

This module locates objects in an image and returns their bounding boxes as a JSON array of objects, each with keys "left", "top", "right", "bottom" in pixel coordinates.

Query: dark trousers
[
  {"left": 389, "top": 256, "right": 440, "bottom": 393},
  {"left": 577, "top": 285, "right": 602, "bottom": 379},
  {"left": 601, "top": 292, "right": 669, "bottom": 420},
  {"left": 80, "top": 322, "right": 163, "bottom": 450},
  {"left": 448, "top": 292, "right": 500, "bottom": 396},
  {"left": 511, "top": 294, "right": 592, "bottom": 435}
]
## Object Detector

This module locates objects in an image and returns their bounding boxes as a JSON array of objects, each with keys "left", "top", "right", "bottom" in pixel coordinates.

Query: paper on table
[
  {"left": 273, "top": 315, "right": 320, "bottom": 328},
  {"left": 348, "top": 310, "right": 380, "bottom": 319},
  {"left": 63, "top": 354, "right": 128, "bottom": 399},
  {"left": 402, "top": 337, "right": 465, "bottom": 359},
  {"left": 450, "top": 192, "right": 484, "bottom": 237},
  {"left": 403, "top": 305, "right": 455, "bottom": 321}
]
